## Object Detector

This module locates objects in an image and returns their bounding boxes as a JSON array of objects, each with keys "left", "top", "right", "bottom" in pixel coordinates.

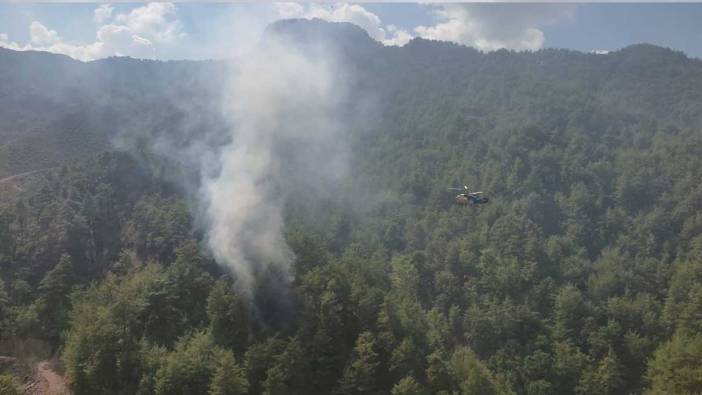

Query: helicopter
[{"left": 448, "top": 185, "right": 489, "bottom": 206}]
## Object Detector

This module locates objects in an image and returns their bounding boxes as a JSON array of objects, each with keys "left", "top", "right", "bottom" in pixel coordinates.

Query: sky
[{"left": 1, "top": 3, "right": 701, "bottom": 61}]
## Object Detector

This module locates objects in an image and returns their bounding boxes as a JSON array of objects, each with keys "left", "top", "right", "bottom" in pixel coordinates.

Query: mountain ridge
[{"left": 1, "top": 19, "right": 701, "bottom": 180}]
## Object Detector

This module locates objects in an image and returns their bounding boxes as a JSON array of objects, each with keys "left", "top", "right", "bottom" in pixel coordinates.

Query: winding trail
[
  {"left": 0, "top": 168, "right": 52, "bottom": 184},
  {"left": 28, "top": 360, "right": 68, "bottom": 395}
]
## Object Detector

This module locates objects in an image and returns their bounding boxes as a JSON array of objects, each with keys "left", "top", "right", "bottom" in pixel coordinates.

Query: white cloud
[
  {"left": 94, "top": 4, "right": 113, "bottom": 24},
  {"left": 0, "top": 2, "right": 182, "bottom": 61},
  {"left": 383, "top": 25, "right": 412, "bottom": 47},
  {"left": 97, "top": 24, "right": 153, "bottom": 57},
  {"left": 274, "top": 2, "right": 413, "bottom": 47},
  {"left": 115, "top": 2, "right": 184, "bottom": 43},
  {"left": 415, "top": 4, "right": 575, "bottom": 51},
  {"left": 30, "top": 21, "right": 61, "bottom": 46},
  {"left": 275, "top": 2, "right": 305, "bottom": 20},
  {"left": 0, "top": 34, "right": 20, "bottom": 50},
  {"left": 1, "top": 22, "right": 109, "bottom": 61},
  {"left": 1, "top": 2, "right": 432, "bottom": 60}
]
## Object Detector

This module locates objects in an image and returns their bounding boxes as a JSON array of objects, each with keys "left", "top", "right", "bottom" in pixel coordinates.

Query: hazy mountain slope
[
  {"left": 3, "top": 22, "right": 701, "bottom": 180},
  {"left": 0, "top": 48, "right": 227, "bottom": 178}
]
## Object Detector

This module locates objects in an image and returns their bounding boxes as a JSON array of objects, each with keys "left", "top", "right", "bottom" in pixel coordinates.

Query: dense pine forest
[{"left": 1, "top": 20, "right": 702, "bottom": 394}]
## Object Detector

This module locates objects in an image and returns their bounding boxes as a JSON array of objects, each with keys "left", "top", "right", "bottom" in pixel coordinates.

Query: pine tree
[
  {"left": 337, "top": 331, "right": 381, "bottom": 394},
  {"left": 209, "top": 350, "right": 248, "bottom": 395},
  {"left": 391, "top": 376, "right": 425, "bottom": 395}
]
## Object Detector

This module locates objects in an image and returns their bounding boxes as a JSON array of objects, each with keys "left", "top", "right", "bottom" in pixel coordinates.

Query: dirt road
[
  {"left": 0, "top": 169, "right": 51, "bottom": 184},
  {"left": 26, "top": 360, "right": 68, "bottom": 395}
]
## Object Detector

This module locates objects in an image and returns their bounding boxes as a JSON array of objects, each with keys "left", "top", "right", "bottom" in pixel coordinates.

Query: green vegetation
[
  {"left": 0, "top": 374, "right": 20, "bottom": 395},
  {"left": 2, "top": 20, "right": 702, "bottom": 394}
]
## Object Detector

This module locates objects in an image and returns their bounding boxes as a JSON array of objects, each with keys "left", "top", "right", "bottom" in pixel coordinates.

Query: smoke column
[{"left": 201, "top": 33, "right": 344, "bottom": 293}]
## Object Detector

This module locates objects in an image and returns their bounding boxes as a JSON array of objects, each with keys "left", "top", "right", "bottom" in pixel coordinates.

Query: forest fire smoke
[{"left": 201, "top": 32, "right": 344, "bottom": 294}]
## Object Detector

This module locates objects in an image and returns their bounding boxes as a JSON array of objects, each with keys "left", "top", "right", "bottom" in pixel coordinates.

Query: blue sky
[{"left": 1, "top": 3, "right": 700, "bottom": 61}]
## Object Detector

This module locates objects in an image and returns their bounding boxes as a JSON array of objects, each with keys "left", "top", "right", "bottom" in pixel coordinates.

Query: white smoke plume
[{"left": 201, "top": 33, "right": 344, "bottom": 293}]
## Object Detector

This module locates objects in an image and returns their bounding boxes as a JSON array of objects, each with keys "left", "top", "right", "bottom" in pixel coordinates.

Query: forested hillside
[
  {"left": 2, "top": 19, "right": 702, "bottom": 394},
  {"left": 0, "top": 48, "right": 227, "bottom": 179}
]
